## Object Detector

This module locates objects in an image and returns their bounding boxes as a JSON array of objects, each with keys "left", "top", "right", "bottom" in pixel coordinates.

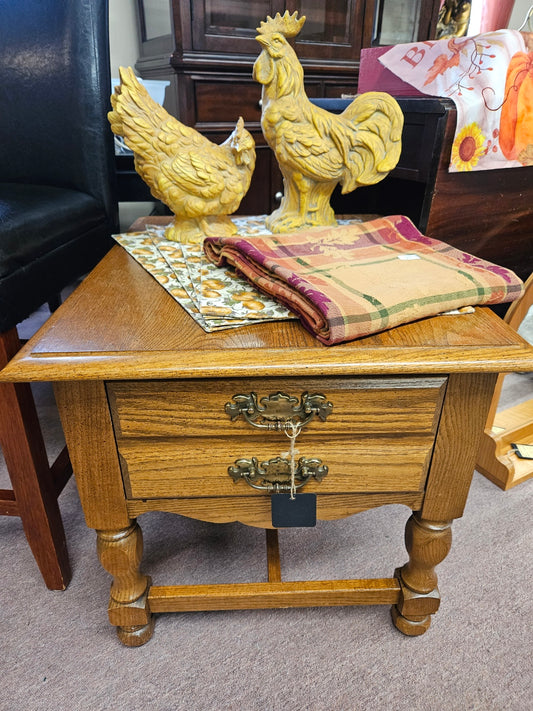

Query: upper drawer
[{"left": 107, "top": 376, "right": 446, "bottom": 440}]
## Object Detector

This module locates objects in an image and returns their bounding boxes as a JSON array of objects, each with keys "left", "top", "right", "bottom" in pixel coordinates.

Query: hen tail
[
  {"left": 340, "top": 91, "right": 404, "bottom": 193},
  {"left": 108, "top": 67, "right": 203, "bottom": 202},
  {"left": 109, "top": 66, "right": 199, "bottom": 158}
]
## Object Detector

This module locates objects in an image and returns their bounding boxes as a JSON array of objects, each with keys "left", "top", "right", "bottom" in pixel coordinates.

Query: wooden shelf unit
[{"left": 476, "top": 274, "right": 533, "bottom": 490}]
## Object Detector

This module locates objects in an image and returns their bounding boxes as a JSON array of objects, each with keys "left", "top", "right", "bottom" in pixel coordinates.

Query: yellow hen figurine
[
  {"left": 108, "top": 67, "right": 256, "bottom": 243},
  {"left": 254, "top": 12, "right": 404, "bottom": 233}
]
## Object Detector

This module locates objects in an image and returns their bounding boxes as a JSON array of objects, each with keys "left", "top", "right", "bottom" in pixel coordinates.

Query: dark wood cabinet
[{"left": 133, "top": 0, "right": 441, "bottom": 213}]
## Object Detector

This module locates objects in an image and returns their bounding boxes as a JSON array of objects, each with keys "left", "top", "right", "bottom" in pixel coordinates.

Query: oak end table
[{"left": 3, "top": 244, "right": 533, "bottom": 647}]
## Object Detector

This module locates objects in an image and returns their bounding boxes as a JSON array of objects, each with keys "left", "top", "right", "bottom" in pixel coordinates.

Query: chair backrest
[{"left": 0, "top": 0, "right": 117, "bottom": 225}]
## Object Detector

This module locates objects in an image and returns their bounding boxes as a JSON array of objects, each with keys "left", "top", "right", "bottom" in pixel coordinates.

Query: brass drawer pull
[
  {"left": 225, "top": 391, "right": 333, "bottom": 430},
  {"left": 229, "top": 456, "right": 328, "bottom": 492}
]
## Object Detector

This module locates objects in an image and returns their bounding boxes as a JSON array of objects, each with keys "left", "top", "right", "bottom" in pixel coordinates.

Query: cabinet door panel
[
  {"left": 192, "top": 0, "right": 284, "bottom": 53},
  {"left": 294, "top": 0, "right": 354, "bottom": 44},
  {"left": 190, "top": 0, "right": 365, "bottom": 59},
  {"left": 288, "top": 0, "right": 365, "bottom": 59}
]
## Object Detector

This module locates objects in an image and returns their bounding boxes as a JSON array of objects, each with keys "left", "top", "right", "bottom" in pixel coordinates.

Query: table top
[{"left": 2, "top": 243, "right": 533, "bottom": 382}]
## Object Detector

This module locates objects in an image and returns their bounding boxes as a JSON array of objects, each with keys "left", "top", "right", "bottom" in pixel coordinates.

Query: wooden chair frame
[{"left": 0, "top": 328, "right": 72, "bottom": 589}]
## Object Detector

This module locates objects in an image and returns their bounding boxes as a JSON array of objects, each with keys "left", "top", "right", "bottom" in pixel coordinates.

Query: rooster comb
[{"left": 256, "top": 11, "right": 306, "bottom": 38}]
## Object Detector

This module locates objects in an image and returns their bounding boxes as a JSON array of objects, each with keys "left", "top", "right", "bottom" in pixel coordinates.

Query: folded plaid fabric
[{"left": 203, "top": 215, "right": 524, "bottom": 345}]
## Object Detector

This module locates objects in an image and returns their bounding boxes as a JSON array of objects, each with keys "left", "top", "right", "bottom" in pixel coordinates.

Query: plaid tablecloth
[{"left": 204, "top": 215, "right": 523, "bottom": 345}]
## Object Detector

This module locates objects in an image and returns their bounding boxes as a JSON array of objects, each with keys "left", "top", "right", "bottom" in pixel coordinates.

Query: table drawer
[{"left": 107, "top": 376, "right": 446, "bottom": 499}]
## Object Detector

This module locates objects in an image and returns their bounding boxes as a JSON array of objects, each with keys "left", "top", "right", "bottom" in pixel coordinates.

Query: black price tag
[{"left": 271, "top": 493, "right": 317, "bottom": 528}]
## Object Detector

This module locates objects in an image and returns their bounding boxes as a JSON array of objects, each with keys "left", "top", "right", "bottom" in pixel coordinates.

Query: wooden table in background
[{"left": 2, "top": 242, "right": 533, "bottom": 646}]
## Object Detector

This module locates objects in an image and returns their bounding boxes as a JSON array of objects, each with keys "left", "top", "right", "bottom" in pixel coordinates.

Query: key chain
[{"left": 284, "top": 420, "right": 302, "bottom": 499}]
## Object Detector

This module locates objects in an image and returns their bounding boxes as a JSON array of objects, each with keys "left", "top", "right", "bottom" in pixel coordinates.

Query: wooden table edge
[{"left": 2, "top": 342, "right": 533, "bottom": 382}]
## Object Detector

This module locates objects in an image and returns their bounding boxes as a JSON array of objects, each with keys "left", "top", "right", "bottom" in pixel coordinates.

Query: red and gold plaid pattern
[{"left": 203, "top": 215, "right": 523, "bottom": 345}]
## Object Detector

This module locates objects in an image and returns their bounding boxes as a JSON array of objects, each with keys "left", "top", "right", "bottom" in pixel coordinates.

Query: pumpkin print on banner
[{"left": 499, "top": 51, "right": 533, "bottom": 164}]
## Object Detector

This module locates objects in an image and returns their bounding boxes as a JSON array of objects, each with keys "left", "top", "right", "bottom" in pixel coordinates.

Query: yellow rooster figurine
[
  {"left": 108, "top": 67, "right": 256, "bottom": 243},
  {"left": 253, "top": 12, "right": 404, "bottom": 233}
]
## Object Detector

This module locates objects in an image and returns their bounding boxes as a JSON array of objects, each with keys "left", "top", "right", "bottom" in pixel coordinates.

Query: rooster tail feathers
[
  {"left": 340, "top": 91, "right": 404, "bottom": 192},
  {"left": 340, "top": 129, "right": 391, "bottom": 192},
  {"left": 341, "top": 125, "right": 402, "bottom": 192},
  {"left": 342, "top": 91, "right": 404, "bottom": 145},
  {"left": 341, "top": 92, "right": 401, "bottom": 121}
]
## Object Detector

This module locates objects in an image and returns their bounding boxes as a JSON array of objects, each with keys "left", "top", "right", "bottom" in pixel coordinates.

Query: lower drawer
[{"left": 118, "top": 433, "right": 438, "bottom": 499}]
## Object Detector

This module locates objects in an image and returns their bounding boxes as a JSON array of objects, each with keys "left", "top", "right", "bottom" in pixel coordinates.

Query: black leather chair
[{"left": 0, "top": 0, "right": 118, "bottom": 589}]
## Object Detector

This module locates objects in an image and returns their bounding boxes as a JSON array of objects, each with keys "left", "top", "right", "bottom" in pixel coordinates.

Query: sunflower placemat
[{"left": 113, "top": 217, "right": 298, "bottom": 331}]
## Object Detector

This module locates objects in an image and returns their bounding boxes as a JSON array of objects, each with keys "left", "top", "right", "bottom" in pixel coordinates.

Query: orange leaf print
[
  {"left": 424, "top": 50, "right": 461, "bottom": 86},
  {"left": 423, "top": 38, "right": 470, "bottom": 86}
]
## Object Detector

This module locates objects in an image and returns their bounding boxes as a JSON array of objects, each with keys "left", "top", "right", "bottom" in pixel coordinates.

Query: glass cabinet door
[
  {"left": 191, "top": 0, "right": 365, "bottom": 59},
  {"left": 192, "top": 1, "right": 285, "bottom": 52},
  {"left": 292, "top": 0, "right": 353, "bottom": 44},
  {"left": 287, "top": 0, "right": 365, "bottom": 59}
]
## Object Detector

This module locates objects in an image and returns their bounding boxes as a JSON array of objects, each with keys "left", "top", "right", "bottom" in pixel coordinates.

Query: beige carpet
[{"left": 1, "top": 300, "right": 532, "bottom": 711}]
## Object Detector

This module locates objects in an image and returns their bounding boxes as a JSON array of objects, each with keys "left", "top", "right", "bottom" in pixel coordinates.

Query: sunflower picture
[{"left": 451, "top": 122, "right": 486, "bottom": 170}]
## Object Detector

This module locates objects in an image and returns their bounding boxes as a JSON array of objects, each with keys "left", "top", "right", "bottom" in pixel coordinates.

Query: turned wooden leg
[
  {"left": 96, "top": 521, "right": 154, "bottom": 646},
  {"left": 391, "top": 513, "right": 452, "bottom": 636}
]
